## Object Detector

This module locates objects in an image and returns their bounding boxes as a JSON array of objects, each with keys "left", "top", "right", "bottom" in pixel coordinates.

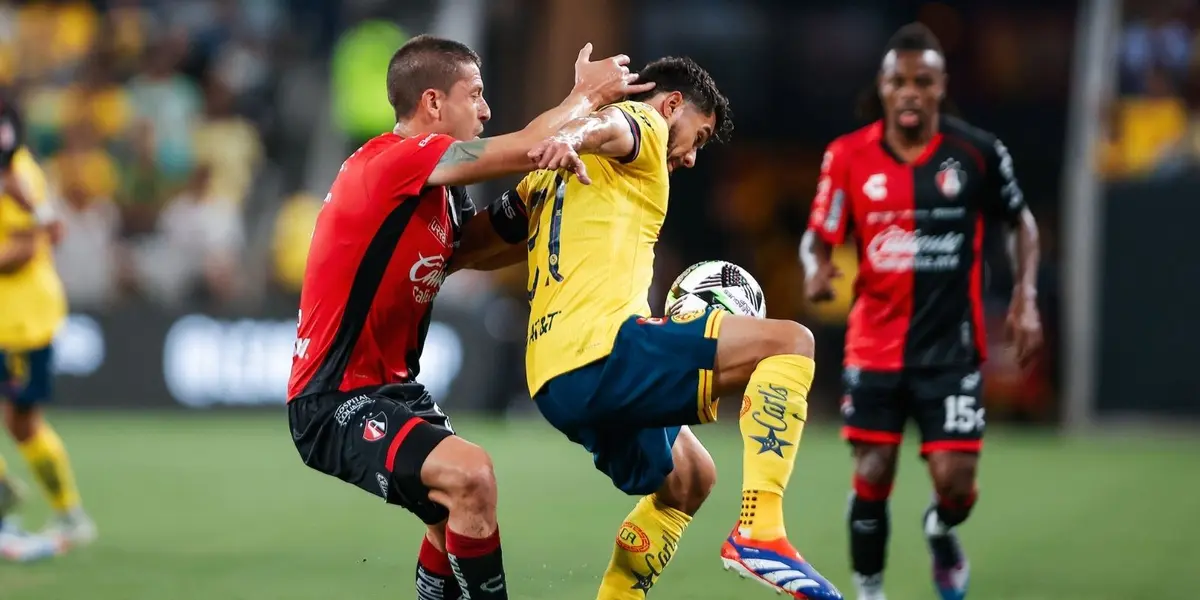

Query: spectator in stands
[
  {"left": 131, "top": 165, "right": 243, "bottom": 308},
  {"left": 193, "top": 73, "right": 262, "bottom": 206},
  {"left": 54, "top": 173, "right": 120, "bottom": 310},
  {"left": 126, "top": 30, "right": 199, "bottom": 183},
  {"left": 270, "top": 191, "right": 321, "bottom": 296}
]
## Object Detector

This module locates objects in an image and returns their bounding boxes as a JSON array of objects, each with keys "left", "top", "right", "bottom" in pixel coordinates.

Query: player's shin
[
  {"left": 446, "top": 525, "right": 508, "bottom": 599},
  {"left": 597, "top": 494, "right": 691, "bottom": 599},
  {"left": 849, "top": 475, "right": 892, "bottom": 581},
  {"left": 738, "top": 354, "right": 815, "bottom": 540},
  {"left": 417, "top": 533, "right": 462, "bottom": 600},
  {"left": 16, "top": 421, "right": 81, "bottom": 514}
]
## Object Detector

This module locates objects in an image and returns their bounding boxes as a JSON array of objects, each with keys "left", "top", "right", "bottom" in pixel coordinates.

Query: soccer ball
[{"left": 664, "top": 260, "right": 766, "bottom": 318}]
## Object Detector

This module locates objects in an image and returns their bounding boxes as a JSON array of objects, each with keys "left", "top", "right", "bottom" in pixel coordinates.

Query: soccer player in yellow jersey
[
  {"left": 0, "top": 104, "right": 96, "bottom": 556},
  {"left": 505, "top": 58, "right": 841, "bottom": 599}
]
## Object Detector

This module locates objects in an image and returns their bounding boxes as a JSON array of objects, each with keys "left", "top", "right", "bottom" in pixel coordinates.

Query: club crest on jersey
[
  {"left": 670, "top": 307, "right": 706, "bottom": 324},
  {"left": 362, "top": 412, "right": 388, "bottom": 442},
  {"left": 936, "top": 159, "right": 966, "bottom": 199}
]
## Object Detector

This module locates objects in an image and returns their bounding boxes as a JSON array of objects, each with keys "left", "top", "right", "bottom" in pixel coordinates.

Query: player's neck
[
  {"left": 884, "top": 116, "right": 939, "bottom": 162},
  {"left": 393, "top": 119, "right": 443, "bottom": 139}
]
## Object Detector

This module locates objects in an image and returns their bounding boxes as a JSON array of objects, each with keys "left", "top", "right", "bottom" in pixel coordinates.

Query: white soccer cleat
[
  {"left": 42, "top": 509, "right": 98, "bottom": 549},
  {"left": 851, "top": 573, "right": 887, "bottom": 600},
  {"left": 0, "top": 518, "right": 63, "bottom": 563}
]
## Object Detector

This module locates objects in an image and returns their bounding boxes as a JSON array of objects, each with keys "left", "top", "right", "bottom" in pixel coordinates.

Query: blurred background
[{"left": 1, "top": 0, "right": 1197, "bottom": 598}]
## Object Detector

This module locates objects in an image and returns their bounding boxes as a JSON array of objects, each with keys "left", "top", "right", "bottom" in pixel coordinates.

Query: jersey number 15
[{"left": 527, "top": 175, "right": 567, "bottom": 302}]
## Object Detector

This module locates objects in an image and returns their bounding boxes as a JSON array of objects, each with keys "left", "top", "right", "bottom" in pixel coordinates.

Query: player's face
[
  {"left": 664, "top": 103, "right": 716, "bottom": 173},
  {"left": 441, "top": 62, "right": 491, "bottom": 140},
  {"left": 878, "top": 49, "right": 945, "bottom": 139}
]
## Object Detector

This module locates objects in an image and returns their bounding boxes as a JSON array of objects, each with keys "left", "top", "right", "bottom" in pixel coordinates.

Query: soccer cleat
[
  {"left": 0, "top": 518, "right": 62, "bottom": 563},
  {"left": 42, "top": 509, "right": 98, "bottom": 549},
  {"left": 720, "top": 524, "right": 843, "bottom": 599},
  {"left": 924, "top": 509, "right": 969, "bottom": 600},
  {"left": 851, "top": 573, "right": 887, "bottom": 600}
]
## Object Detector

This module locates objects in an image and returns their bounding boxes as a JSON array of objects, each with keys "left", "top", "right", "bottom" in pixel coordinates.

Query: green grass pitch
[{"left": 0, "top": 411, "right": 1196, "bottom": 599}]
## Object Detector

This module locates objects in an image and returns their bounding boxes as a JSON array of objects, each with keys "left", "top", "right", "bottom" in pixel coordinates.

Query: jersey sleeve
[
  {"left": 368, "top": 133, "right": 457, "bottom": 200},
  {"left": 0, "top": 152, "right": 45, "bottom": 231},
  {"left": 807, "top": 141, "right": 853, "bottom": 245},
  {"left": 609, "top": 101, "right": 668, "bottom": 173},
  {"left": 983, "top": 137, "right": 1026, "bottom": 225}
]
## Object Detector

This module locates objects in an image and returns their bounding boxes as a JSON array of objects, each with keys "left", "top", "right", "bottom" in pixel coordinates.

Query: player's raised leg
[
  {"left": 0, "top": 348, "right": 95, "bottom": 548},
  {"left": 595, "top": 426, "right": 716, "bottom": 598},
  {"left": 713, "top": 314, "right": 841, "bottom": 599},
  {"left": 422, "top": 436, "right": 509, "bottom": 599},
  {"left": 415, "top": 523, "right": 462, "bottom": 600}
]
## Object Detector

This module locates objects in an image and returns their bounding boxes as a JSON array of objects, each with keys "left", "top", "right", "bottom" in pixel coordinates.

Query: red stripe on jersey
[
  {"left": 385, "top": 417, "right": 428, "bottom": 472},
  {"left": 969, "top": 212, "right": 988, "bottom": 362}
]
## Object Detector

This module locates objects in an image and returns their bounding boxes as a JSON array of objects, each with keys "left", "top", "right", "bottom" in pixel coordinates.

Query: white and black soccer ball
[{"left": 664, "top": 260, "right": 766, "bottom": 318}]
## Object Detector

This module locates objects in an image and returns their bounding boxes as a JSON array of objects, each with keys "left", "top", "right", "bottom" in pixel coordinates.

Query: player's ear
[
  {"left": 665, "top": 91, "right": 685, "bottom": 116},
  {"left": 422, "top": 89, "right": 441, "bottom": 118}
]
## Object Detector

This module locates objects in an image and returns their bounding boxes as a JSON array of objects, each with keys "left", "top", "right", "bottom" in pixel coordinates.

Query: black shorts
[
  {"left": 840, "top": 365, "right": 985, "bottom": 456},
  {"left": 288, "top": 383, "right": 455, "bottom": 524}
]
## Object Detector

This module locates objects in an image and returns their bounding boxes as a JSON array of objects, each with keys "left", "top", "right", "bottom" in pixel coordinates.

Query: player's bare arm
[
  {"left": 425, "top": 44, "right": 654, "bottom": 188},
  {"left": 0, "top": 227, "right": 36, "bottom": 273},
  {"left": 1006, "top": 206, "right": 1042, "bottom": 366},
  {"left": 525, "top": 106, "right": 637, "bottom": 185},
  {"left": 800, "top": 229, "right": 843, "bottom": 302}
]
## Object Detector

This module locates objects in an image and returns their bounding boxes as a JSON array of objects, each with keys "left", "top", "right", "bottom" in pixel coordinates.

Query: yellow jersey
[
  {"left": 0, "top": 148, "right": 66, "bottom": 350},
  {"left": 521, "top": 101, "right": 670, "bottom": 395}
]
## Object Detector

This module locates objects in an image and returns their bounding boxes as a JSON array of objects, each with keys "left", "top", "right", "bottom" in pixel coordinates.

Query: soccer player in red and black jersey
[
  {"left": 800, "top": 24, "right": 1043, "bottom": 600},
  {"left": 286, "top": 35, "right": 650, "bottom": 600}
]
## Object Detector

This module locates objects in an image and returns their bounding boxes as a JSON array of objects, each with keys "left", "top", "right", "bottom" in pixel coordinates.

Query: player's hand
[
  {"left": 528, "top": 135, "right": 591, "bottom": 184},
  {"left": 804, "top": 261, "right": 842, "bottom": 303},
  {"left": 572, "top": 43, "right": 655, "bottom": 106},
  {"left": 44, "top": 220, "right": 64, "bottom": 246},
  {"left": 1005, "top": 295, "right": 1043, "bottom": 368}
]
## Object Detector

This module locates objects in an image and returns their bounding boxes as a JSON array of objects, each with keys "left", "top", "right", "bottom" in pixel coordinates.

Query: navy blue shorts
[
  {"left": 0, "top": 345, "right": 54, "bottom": 408},
  {"left": 534, "top": 307, "right": 725, "bottom": 496}
]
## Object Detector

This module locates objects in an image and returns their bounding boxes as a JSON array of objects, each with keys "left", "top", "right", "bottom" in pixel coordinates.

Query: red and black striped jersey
[
  {"left": 288, "top": 132, "right": 475, "bottom": 400},
  {"left": 808, "top": 117, "right": 1025, "bottom": 371}
]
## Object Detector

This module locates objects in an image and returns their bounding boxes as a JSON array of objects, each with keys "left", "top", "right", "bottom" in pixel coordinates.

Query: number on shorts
[
  {"left": 526, "top": 175, "right": 567, "bottom": 301},
  {"left": 942, "top": 395, "right": 985, "bottom": 434}
]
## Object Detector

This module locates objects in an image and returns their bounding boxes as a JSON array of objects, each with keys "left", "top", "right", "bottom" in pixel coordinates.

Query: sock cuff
[
  {"left": 647, "top": 494, "right": 692, "bottom": 526},
  {"left": 853, "top": 475, "right": 894, "bottom": 502},
  {"left": 936, "top": 488, "right": 979, "bottom": 510},
  {"left": 445, "top": 526, "right": 501, "bottom": 559},
  {"left": 418, "top": 535, "right": 453, "bottom": 576}
]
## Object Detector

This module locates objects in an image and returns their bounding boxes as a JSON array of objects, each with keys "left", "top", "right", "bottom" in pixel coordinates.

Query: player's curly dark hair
[
  {"left": 856, "top": 22, "right": 960, "bottom": 122},
  {"left": 387, "top": 34, "right": 481, "bottom": 121},
  {"left": 630, "top": 57, "right": 733, "bottom": 144}
]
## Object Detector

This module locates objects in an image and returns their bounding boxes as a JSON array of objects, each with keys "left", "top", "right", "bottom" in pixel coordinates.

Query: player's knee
[
  {"left": 658, "top": 449, "right": 717, "bottom": 516},
  {"left": 764, "top": 319, "right": 815, "bottom": 359},
  {"left": 929, "top": 454, "right": 977, "bottom": 501},
  {"left": 2, "top": 404, "right": 37, "bottom": 442},
  {"left": 854, "top": 444, "right": 899, "bottom": 487},
  {"left": 431, "top": 446, "right": 498, "bottom": 516}
]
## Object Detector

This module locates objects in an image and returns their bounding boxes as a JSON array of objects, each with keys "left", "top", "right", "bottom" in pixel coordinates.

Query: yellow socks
[
  {"left": 738, "top": 354, "right": 815, "bottom": 541},
  {"left": 596, "top": 494, "right": 691, "bottom": 599},
  {"left": 0, "top": 453, "right": 7, "bottom": 479},
  {"left": 17, "top": 424, "right": 81, "bottom": 513}
]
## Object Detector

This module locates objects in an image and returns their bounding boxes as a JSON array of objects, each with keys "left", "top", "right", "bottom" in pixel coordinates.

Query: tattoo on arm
[{"left": 437, "top": 139, "right": 489, "bottom": 168}]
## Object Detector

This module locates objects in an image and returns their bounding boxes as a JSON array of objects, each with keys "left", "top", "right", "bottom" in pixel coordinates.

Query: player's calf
[
  {"left": 923, "top": 452, "right": 977, "bottom": 600},
  {"left": 596, "top": 428, "right": 717, "bottom": 599},
  {"left": 416, "top": 524, "right": 462, "bottom": 600},
  {"left": 848, "top": 444, "right": 899, "bottom": 596},
  {"left": 422, "top": 437, "right": 508, "bottom": 599}
]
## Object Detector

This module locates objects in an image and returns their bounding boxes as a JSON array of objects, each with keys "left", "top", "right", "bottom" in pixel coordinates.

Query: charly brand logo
[{"left": 749, "top": 384, "right": 798, "bottom": 457}]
